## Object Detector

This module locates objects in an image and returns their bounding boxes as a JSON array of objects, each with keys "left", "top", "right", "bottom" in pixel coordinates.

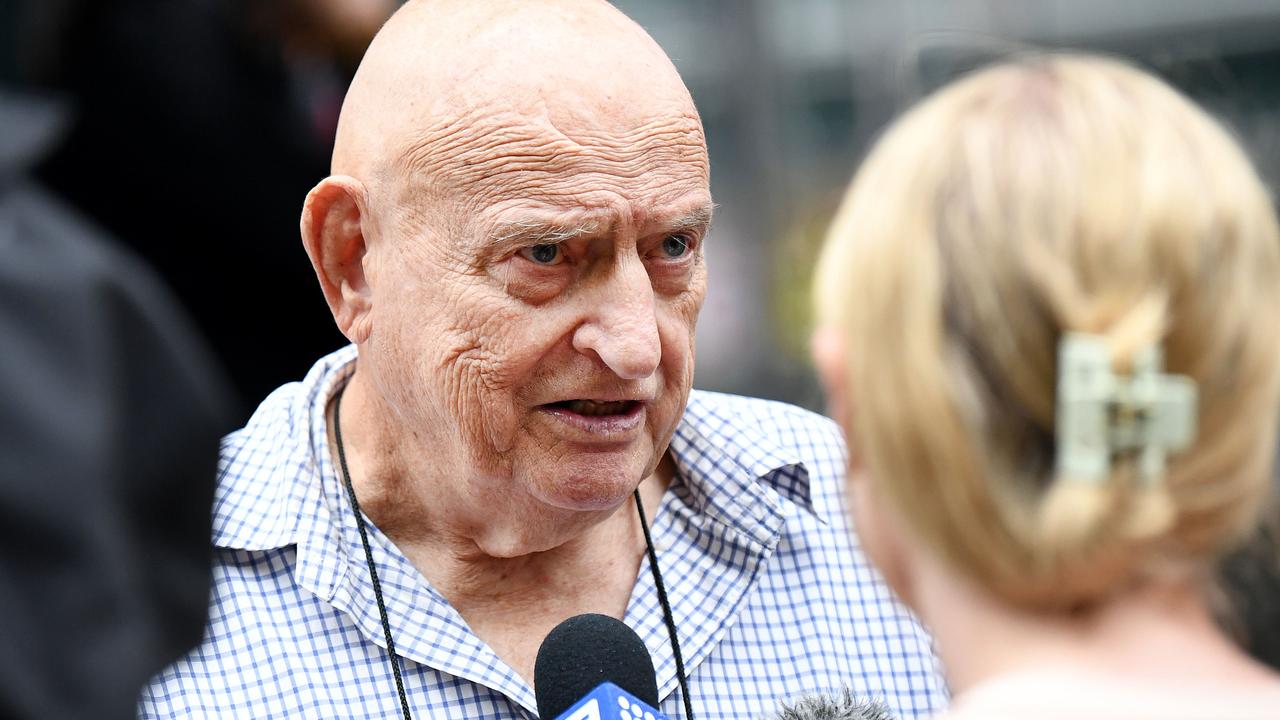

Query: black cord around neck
[
  {"left": 634, "top": 488, "right": 695, "bottom": 720},
  {"left": 332, "top": 384, "right": 692, "bottom": 720},
  {"left": 333, "top": 386, "right": 413, "bottom": 720}
]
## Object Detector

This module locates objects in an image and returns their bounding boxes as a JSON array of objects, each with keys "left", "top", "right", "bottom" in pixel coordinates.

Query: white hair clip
[{"left": 1055, "top": 333, "right": 1198, "bottom": 484}]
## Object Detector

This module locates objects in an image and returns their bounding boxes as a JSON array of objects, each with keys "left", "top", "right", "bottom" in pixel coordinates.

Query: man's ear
[{"left": 301, "top": 175, "right": 374, "bottom": 344}]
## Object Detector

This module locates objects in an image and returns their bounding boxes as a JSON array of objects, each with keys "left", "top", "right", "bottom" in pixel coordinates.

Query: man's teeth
[{"left": 565, "top": 400, "right": 631, "bottom": 416}]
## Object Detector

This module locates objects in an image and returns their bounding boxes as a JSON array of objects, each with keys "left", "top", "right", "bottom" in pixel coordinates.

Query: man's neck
[
  {"left": 328, "top": 368, "right": 672, "bottom": 682},
  {"left": 388, "top": 473, "right": 667, "bottom": 613}
]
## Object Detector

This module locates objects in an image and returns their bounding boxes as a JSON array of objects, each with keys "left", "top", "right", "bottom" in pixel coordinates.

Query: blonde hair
[{"left": 814, "top": 54, "right": 1280, "bottom": 609}]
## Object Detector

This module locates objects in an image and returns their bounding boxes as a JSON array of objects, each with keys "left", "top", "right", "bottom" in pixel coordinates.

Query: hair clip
[{"left": 1055, "top": 333, "right": 1198, "bottom": 484}]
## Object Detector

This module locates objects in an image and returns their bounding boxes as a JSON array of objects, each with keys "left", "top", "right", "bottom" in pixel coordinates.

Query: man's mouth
[
  {"left": 547, "top": 399, "right": 638, "bottom": 416},
  {"left": 539, "top": 399, "right": 647, "bottom": 438}
]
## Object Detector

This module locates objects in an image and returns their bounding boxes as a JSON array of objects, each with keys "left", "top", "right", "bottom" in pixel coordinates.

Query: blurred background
[
  {"left": 610, "top": 0, "right": 1280, "bottom": 409},
  {"left": 2, "top": 0, "right": 395, "bottom": 415},
  {"left": 5, "top": 0, "right": 1280, "bottom": 413},
  {"left": 2, "top": 1, "right": 1278, "bottom": 710}
]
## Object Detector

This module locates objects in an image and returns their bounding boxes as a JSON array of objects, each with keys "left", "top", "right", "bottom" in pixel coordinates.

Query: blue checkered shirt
[{"left": 139, "top": 346, "right": 947, "bottom": 719}]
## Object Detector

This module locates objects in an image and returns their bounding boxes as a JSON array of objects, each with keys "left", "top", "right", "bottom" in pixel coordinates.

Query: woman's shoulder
[{"left": 938, "top": 668, "right": 1280, "bottom": 720}]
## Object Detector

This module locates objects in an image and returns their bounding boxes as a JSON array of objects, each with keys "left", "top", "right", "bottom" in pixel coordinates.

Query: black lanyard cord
[
  {"left": 333, "top": 385, "right": 414, "bottom": 720},
  {"left": 635, "top": 487, "right": 695, "bottom": 720},
  {"left": 332, "top": 383, "right": 693, "bottom": 719}
]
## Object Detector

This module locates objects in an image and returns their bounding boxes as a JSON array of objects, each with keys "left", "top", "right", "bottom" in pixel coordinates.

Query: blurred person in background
[
  {"left": 18, "top": 0, "right": 397, "bottom": 409},
  {"left": 812, "top": 54, "right": 1280, "bottom": 718},
  {"left": 1, "top": 6, "right": 235, "bottom": 716}
]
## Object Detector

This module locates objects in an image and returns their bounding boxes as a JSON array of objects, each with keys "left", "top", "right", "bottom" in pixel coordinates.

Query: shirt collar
[
  {"left": 670, "top": 389, "right": 825, "bottom": 530},
  {"left": 211, "top": 345, "right": 356, "bottom": 551},
  {"left": 211, "top": 346, "right": 825, "bottom": 552}
]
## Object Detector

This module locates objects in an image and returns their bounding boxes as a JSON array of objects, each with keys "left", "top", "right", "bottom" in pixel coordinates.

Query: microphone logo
[{"left": 556, "top": 681, "right": 662, "bottom": 720}]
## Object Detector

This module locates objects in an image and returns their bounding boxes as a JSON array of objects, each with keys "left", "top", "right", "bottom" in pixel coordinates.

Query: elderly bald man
[{"left": 140, "top": 2, "right": 945, "bottom": 718}]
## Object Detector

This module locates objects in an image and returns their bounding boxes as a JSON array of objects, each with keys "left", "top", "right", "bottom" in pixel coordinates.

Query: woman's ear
[
  {"left": 812, "top": 324, "right": 872, "bottom": 477},
  {"left": 300, "top": 175, "right": 374, "bottom": 343},
  {"left": 811, "top": 325, "right": 851, "bottom": 431}
]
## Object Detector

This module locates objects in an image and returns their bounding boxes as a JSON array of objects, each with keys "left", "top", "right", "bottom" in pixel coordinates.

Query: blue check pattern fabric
[{"left": 139, "top": 346, "right": 947, "bottom": 719}]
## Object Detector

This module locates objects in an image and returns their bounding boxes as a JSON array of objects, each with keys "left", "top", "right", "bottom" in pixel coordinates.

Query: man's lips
[
  {"left": 537, "top": 399, "right": 647, "bottom": 437},
  {"left": 544, "top": 399, "right": 639, "bottom": 416}
]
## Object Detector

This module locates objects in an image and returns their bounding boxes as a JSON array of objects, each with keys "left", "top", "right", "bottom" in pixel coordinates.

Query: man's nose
[{"left": 571, "top": 260, "right": 661, "bottom": 380}]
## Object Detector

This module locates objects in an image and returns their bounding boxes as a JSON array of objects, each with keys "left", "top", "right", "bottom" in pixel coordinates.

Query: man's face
[{"left": 365, "top": 105, "right": 711, "bottom": 517}]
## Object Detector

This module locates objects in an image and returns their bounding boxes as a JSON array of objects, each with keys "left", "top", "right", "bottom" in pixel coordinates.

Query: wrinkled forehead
[
  {"left": 347, "top": 0, "right": 710, "bottom": 237},
  {"left": 381, "top": 97, "right": 710, "bottom": 240}
]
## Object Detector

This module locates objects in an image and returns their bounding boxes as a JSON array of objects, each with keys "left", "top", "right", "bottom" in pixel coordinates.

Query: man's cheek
[{"left": 435, "top": 346, "right": 517, "bottom": 455}]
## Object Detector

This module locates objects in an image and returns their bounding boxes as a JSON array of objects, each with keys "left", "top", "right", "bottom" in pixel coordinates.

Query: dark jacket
[{"left": 0, "top": 89, "right": 232, "bottom": 720}]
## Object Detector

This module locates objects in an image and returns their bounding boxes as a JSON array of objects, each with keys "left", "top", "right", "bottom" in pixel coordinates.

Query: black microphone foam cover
[{"left": 534, "top": 613, "right": 660, "bottom": 719}]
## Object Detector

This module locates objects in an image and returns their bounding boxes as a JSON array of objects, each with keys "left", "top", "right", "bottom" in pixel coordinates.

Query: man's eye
[
  {"left": 662, "top": 234, "right": 692, "bottom": 258},
  {"left": 519, "top": 243, "right": 563, "bottom": 265}
]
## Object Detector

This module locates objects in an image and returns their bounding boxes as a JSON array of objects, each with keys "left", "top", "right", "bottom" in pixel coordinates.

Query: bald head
[
  {"left": 332, "top": 0, "right": 702, "bottom": 186},
  {"left": 301, "top": 0, "right": 713, "bottom": 552}
]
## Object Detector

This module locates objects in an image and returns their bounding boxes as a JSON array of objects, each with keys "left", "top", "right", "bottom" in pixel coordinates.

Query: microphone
[
  {"left": 534, "top": 613, "right": 668, "bottom": 720},
  {"left": 761, "top": 690, "right": 895, "bottom": 720}
]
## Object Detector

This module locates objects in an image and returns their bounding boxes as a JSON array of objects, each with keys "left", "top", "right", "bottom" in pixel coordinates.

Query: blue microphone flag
[{"left": 552, "top": 681, "right": 671, "bottom": 720}]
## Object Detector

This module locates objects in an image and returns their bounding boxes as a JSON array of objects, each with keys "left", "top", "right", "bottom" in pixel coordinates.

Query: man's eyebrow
[
  {"left": 486, "top": 203, "right": 714, "bottom": 247},
  {"left": 486, "top": 218, "right": 604, "bottom": 247},
  {"left": 665, "top": 204, "right": 715, "bottom": 234}
]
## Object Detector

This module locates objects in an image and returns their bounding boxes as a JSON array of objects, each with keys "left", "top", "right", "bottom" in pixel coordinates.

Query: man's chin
[{"left": 525, "top": 458, "right": 655, "bottom": 513}]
